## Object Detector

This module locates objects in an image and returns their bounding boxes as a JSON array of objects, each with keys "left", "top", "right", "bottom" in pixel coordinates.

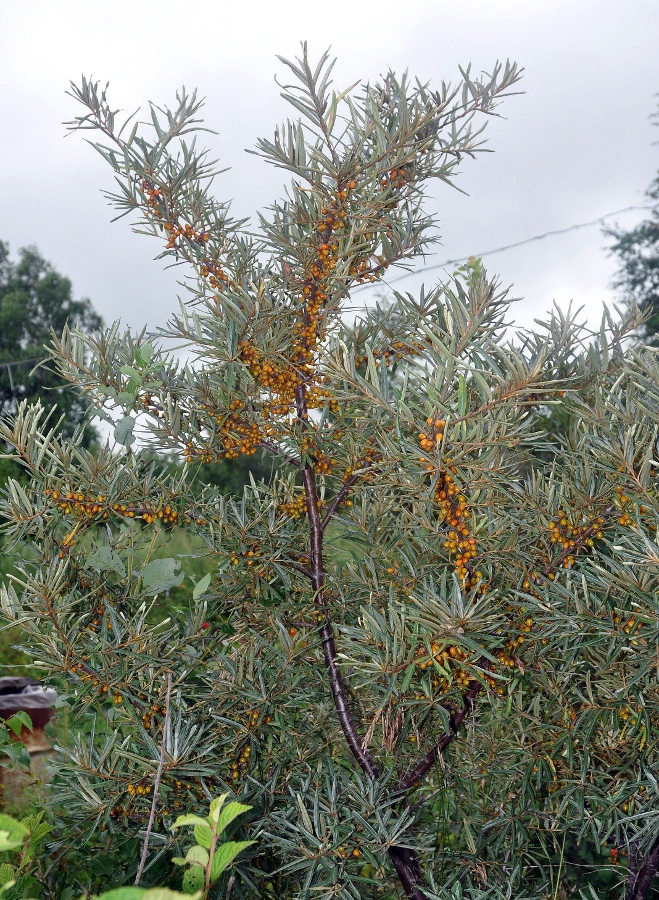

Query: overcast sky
[{"left": 1, "top": 0, "right": 657, "bottom": 345}]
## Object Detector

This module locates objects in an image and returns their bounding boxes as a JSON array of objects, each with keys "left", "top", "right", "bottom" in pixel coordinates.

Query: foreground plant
[
  {"left": 0, "top": 795, "right": 251, "bottom": 899},
  {"left": 1, "top": 45, "right": 657, "bottom": 900}
]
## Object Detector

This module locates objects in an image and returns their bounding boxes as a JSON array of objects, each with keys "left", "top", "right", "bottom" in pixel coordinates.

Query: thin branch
[
  {"left": 135, "top": 670, "right": 173, "bottom": 886},
  {"left": 397, "top": 677, "right": 482, "bottom": 793},
  {"left": 320, "top": 474, "right": 358, "bottom": 531},
  {"left": 282, "top": 556, "right": 313, "bottom": 579},
  {"left": 260, "top": 439, "right": 302, "bottom": 468}
]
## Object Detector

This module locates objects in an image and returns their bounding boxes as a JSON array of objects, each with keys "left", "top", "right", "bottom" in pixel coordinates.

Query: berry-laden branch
[{"left": 394, "top": 432, "right": 628, "bottom": 865}]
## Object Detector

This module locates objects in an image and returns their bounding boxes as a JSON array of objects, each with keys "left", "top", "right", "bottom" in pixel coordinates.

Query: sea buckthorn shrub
[{"left": 1, "top": 46, "right": 658, "bottom": 900}]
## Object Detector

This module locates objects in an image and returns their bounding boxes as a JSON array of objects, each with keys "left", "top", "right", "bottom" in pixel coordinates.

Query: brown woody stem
[
  {"left": 398, "top": 679, "right": 481, "bottom": 794},
  {"left": 294, "top": 384, "right": 427, "bottom": 898},
  {"left": 625, "top": 835, "right": 659, "bottom": 900}
]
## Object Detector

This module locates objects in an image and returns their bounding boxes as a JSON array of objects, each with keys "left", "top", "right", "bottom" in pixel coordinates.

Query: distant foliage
[
  {"left": 606, "top": 102, "right": 659, "bottom": 343},
  {"left": 0, "top": 241, "right": 102, "bottom": 436}
]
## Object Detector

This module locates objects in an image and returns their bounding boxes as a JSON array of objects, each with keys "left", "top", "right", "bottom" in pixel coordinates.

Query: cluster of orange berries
[
  {"left": 414, "top": 643, "right": 501, "bottom": 695},
  {"left": 354, "top": 340, "right": 419, "bottom": 368},
  {"left": 612, "top": 612, "right": 645, "bottom": 648},
  {"left": 141, "top": 703, "right": 166, "bottom": 730},
  {"left": 45, "top": 489, "right": 179, "bottom": 530},
  {"left": 141, "top": 179, "right": 167, "bottom": 217},
  {"left": 298, "top": 432, "right": 335, "bottom": 474},
  {"left": 231, "top": 743, "right": 251, "bottom": 781},
  {"left": 521, "top": 571, "right": 549, "bottom": 595},
  {"left": 237, "top": 340, "right": 334, "bottom": 415},
  {"left": 202, "top": 401, "right": 269, "bottom": 460},
  {"left": 238, "top": 341, "right": 299, "bottom": 400},
  {"left": 617, "top": 702, "right": 647, "bottom": 725},
  {"left": 139, "top": 392, "right": 164, "bottom": 417},
  {"left": 126, "top": 780, "right": 151, "bottom": 797},
  {"left": 278, "top": 495, "right": 307, "bottom": 519},
  {"left": 199, "top": 259, "right": 227, "bottom": 291},
  {"left": 547, "top": 511, "right": 604, "bottom": 568},
  {"left": 615, "top": 484, "right": 636, "bottom": 527},
  {"left": 140, "top": 179, "right": 229, "bottom": 292},
  {"left": 230, "top": 709, "right": 272, "bottom": 781},
  {"left": 278, "top": 495, "right": 328, "bottom": 520},
  {"left": 228, "top": 544, "right": 275, "bottom": 589},
  {"left": 346, "top": 224, "right": 389, "bottom": 284},
  {"left": 492, "top": 608, "right": 538, "bottom": 667},
  {"left": 87, "top": 603, "right": 112, "bottom": 633},
  {"left": 381, "top": 166, "right": 408, "bottom": 191},
  {"left": 230, "top": 546, "right": 258, "bottom": 567},
  {"left": 315, "top": 450, "right": 334, "bottom": 475},
  {"left": 347, "top": 254, "right": 383, "bottom": 284},
  {"left": 437, "top": 484, "right": 475, "bottom": 586},
  {"left": 337, "top": 839, "right": 362, "bottom": 860},
  {"left": 417, "top": 417, "right": 480, "bottom": 587},
  {"left": 237, "top": 181, "right": 357, "bottom": 414},
  {"left": 163, "top": 220, "right": 209, "bottom": 250},
  {"left": 294, "top": 187, "right": 353, "bottom": 367},
  {"left": 46, "top": 489, "right": 109, "bottom": 520},
  {"left": 419, "top": 417, "right": 445, "bottom": 454},
  {"left": 69, "top": 661, "right": 123, "bottom": 703}
]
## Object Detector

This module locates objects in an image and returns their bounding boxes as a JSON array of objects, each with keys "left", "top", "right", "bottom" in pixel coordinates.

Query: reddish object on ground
[{"left": 0, "top": 677, "right": 58, "bottom": 809}]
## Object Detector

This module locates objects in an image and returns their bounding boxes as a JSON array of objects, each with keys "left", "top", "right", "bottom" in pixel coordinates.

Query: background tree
[
  {"left": 605, "top": 101, "right": 659, "bottom": 343},
  {"left": 1, "top": 48, "right": 657, "bottom": 900},
  {"left": 0, "top": 241, "right": 103, "bottom": 439},
  {"left": 0, "top": 242, "right": 104, "bottom": 669}
]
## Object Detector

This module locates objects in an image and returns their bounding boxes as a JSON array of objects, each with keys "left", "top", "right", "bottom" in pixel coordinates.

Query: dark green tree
[
  {"left": 0, "top": 241, "right": 103, "bottom": 442},
  {"left": 606, "top": 103, "right": 659, "bottom": 342},
  {"left": 0, "top": 242, "right": 103, "bottom": 669}
]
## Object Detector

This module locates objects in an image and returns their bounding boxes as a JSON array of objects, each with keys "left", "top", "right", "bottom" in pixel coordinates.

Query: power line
[
  {"left": 366, "top": 203, "right": 653, "bottom": 291},
  {"left": 0, "top": 356, "right": 44, "bottom": 370},
  {"left": 0, "top": 204, "right": 652, "bottom": 371}
]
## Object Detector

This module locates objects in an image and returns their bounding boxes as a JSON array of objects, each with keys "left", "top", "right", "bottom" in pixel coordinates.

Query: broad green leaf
[
  {"left": 214, "top": 801, "right": 252, "bottom": 837},
  {"left": 171, "top": 814, "right": 210, "bottom": 831},
  {"left": 208, "top": 793, "right": 229, "bottom": 825},
  {"left": 118, "top": 366, "right": 141, "bottom": 379},
  {"left": 0, "top": 815, "right": 28, "bottom": 852},
  {"left": 193, "top": 824, "right": 213, "bottom": 849},
  {"left": 87, "top": 545, "right": 126, "bottom": 576},
  {"left": 0, "top": 863, "right": 15, "bottom": 887},
  {"left": 141, "top": 558, "right": 183, "bottom": 593},
  {"left": 89, "top": 890, "right": 146, "bottom": 900},
  {"left": 142, "top": 891, "right": 201, "bottom": 900},
  {"left": 114, "top": 415, "right": 136, "bottom": 446},
  {"left": 209, "top": 840, "right": 254, "bottom": 881},
  {"left": 182, "top": 866, "right": 205, "bottom": 894},
  {"left": 192, "top": 573, "right": 211, "bottom": 601},
  {"left": 0, "top": 741, "right": 31, "bottom": 769},
  {"left": 183, "top": 845, "right": 209, "bottom": 866},
  {"left": 6, "top": 710, "right": 32, "bottom": 737}
]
